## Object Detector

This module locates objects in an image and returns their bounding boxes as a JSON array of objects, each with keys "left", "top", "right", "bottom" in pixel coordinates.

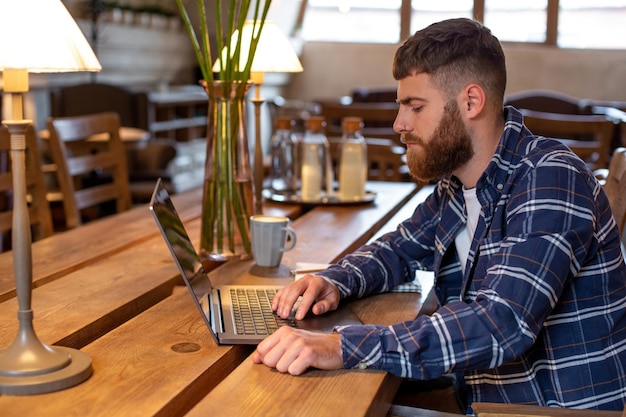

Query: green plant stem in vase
[
  {"left": 175, "top": 0, "right": 272, "bottom": 261},
  {"left": 200, "top": 80, "right": 253, "bottom": 260}
]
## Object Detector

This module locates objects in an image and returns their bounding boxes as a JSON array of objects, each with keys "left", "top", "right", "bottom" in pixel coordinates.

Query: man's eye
[{"left": 412, "top": 106, "right": 423, "bottom": 113}]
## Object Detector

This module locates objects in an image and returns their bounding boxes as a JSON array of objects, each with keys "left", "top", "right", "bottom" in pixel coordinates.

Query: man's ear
[{"left": 462, "top": 84, "right": 485, "bottom": 119}]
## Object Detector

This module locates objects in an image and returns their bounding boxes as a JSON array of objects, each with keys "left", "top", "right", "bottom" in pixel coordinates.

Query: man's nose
[{"left": 393, "top": 110, "right": 409, "bottom": 134}]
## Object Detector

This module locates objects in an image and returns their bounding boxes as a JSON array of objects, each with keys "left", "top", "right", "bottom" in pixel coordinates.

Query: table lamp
[
  {"left": 248, "top": 21, "right": 303, "bottom": 214},
  {"left": 215, "top": 21, "right": 303, "bottom": 214},
  {"left": 0, "top": 0, "right": 101, "bottom": 395}
]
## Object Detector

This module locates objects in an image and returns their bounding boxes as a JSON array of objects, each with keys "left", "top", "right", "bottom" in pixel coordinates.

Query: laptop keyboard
[{"left": 230, "top": 288, "right": 291, "bottom": 335}]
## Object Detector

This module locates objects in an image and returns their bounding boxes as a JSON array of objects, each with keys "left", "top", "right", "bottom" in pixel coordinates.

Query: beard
[{"left": 405, "top": 101, "right": 474, "bottom": 182}]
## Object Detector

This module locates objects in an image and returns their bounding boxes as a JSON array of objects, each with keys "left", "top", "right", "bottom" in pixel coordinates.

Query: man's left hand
[{"left": 252, "top": 327, "right": 343, "bottom": 375}]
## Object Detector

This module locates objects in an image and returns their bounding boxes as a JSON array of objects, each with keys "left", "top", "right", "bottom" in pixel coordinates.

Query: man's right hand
[{"left": 273, "top": 274, "right": 341, "bottom": 320}]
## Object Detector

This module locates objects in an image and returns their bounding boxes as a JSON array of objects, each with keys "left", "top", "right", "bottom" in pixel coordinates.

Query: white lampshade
[
  {"left": 0, "top": 0, "right": 101, "bottom": 74},
  {"left": 213, "top": 20, "right": 303, "bottom": 75}
]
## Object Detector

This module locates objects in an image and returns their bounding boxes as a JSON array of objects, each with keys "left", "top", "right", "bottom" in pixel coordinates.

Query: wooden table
[
  {"left": 0, "top": 181, "right": 444, "bottom": 417},
  {"left": 186, "top": 185, "right": 438, "bottom": 417}
]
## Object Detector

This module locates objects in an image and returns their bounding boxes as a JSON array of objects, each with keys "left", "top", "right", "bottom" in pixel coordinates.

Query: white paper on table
[
  {"left": 292, "top": 262, "right": 429, "bottom": 294},
  {"left": 292, "top": 262, "right": 330, "bottom": 280}
]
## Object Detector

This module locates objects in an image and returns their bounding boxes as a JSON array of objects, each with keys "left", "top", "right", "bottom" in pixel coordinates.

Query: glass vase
[{"left": 199, "top": 80, "right": 254, "bottom": 262}]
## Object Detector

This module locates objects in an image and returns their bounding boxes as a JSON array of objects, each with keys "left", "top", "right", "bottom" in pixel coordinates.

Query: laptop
[{"left": 149, "top": 178, "right": 361, "bottom": 345}]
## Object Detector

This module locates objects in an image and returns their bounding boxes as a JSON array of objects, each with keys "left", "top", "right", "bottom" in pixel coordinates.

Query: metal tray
[{"left": 263, "top": 189, "right": 377, "bottom": 206}]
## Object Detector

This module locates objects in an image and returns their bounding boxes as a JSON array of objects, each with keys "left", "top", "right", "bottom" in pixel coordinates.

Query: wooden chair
[
  {"left": 320, "top": 101, "right": 401, "bottom": 145},
  {"left": 601, "top": 147, "right": 626, "bottom": 235},
  {"left": 504, "top": 89, "right": 583, "bottom": 115},
  {"left": 366, "top": 138, "right": 410, "bottom": 181},
  {"left": 328, "top": 137, "right": 410, "bottom": 182},
  {"left": 585, "top": 104, "right": 626, "bottom": 152},
  {"left": 48, "top": 83, "right": 163, "bottom": 204},
  {"left": 0, "top": 124, "right": 54, "bottom": 251},
  {"left": 46, "top": 112, "right": 132, "bottom": 230},
  {"left": 521, "top": 109, "right": 616, "bottom": 169}
]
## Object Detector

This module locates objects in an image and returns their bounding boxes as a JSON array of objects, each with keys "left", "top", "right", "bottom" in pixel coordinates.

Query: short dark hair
[{"left": 393, "top": 18, "right": 507, "bottom": 107}]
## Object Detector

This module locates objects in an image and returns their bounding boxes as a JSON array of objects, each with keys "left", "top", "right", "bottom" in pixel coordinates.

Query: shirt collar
[{"left": 476, "top": 106, "right": 527, "bottom": 194}]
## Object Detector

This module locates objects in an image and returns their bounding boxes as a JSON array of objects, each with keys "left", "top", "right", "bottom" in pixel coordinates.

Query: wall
[
  {"left": 285, "top": 41, "right": 626, "bottom": 102},
  {"left": 21, "top": 4, "right": 626, "bottom": 149},
  {"left": 25, "top": 18, "right": 196, "bottom": 129},
  {"left": 57, "top": 2, "right": 624, "bottom": 104},
  {"left": 503, "top": 44, "right": 626, "bottom": 100}
]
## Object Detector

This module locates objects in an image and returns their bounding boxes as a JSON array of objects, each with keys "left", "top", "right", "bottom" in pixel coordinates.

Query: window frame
[{"left": 296, "top": 0, "right": 574, "bottom": 47}]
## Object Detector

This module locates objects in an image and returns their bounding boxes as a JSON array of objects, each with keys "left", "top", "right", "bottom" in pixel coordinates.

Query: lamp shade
[
  {"left": 214, "top": 20, "right": 303, "bottom": 74},
  {"left": 0, "top": 0, "right": 101, "bottom": 73}
]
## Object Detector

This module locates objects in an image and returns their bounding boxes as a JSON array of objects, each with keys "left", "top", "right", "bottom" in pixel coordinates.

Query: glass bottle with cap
[
  {"left": 338, "top": 117, "right": 367, "bottom": 201},
  {"left": 299, "top": 116, "right": 333, "bottom": 201},
  {"left": 269, "top": 116, "right": 298, "bottom": 196}
]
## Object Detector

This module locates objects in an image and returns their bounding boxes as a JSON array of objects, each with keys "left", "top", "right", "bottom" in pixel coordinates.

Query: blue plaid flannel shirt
[{"left": 321, "top": 107, "right": 626, "bottom": 411}]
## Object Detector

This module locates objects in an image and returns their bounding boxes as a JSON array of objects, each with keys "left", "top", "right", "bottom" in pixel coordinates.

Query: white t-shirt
[{"left": 454, "top": 187, "right": 481, "bottom": 272}]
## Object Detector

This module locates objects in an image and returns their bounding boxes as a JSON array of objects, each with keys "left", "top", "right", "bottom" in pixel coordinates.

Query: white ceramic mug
[{"left": 249, "top": 215, "right": 297, "bottom": 267}]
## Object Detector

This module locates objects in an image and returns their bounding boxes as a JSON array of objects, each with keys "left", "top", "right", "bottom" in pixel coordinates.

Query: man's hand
[
  {"left": 252, "top": 327, "right": 343, "bottom": 375},
  {"left": 273, "top": 274, "right": 341, "bottom": 320}
]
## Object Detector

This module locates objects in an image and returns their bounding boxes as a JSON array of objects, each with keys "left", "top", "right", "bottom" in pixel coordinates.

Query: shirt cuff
[{"left": 337, "top": 324, "right": 385, "bottom": 370}]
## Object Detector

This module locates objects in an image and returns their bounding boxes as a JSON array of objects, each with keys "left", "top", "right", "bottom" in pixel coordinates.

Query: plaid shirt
[{"left": 322, "top": 107, "right": 626, "bottom": 411}]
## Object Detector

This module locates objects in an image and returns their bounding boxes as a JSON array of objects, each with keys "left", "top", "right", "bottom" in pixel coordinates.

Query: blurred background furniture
[
  {"left": 267, "top": 96, "right": 322, "bottom": 137},
  {"left": 351, "top": 86, "right": 397, "bottom": 104},
  {"left": 328, "top": 137, "right": 410, "bottom": 182},
  {"left": 600, "top": 147, "right": 626, "bottom": 236},
  {"left": 520, "top": 109, "right": 615, "bottom": 169},
  {"left": 503, "top": 89, "right": 626, "bottom": 147},
  {"left": 48, "top": 83, "right": 211, "bottom": 200},
  {"left": 50, "top": 82, "right": 149, "bottom": 129},
  {"left": 0, "top": 125, "right": 54, "bottom": 251},
  {"left": 504, "top": 89, "right": 583, "bottom": 115},
  {"left": 141, "top": 85, "right": 208, "bottom": 142},
  {"left": 580, "top": 100, "right": 626, "bottom": 152},
  {"left": 504, "top": 89, "right": 626, "bottom": 168},
  {"left": 320, "top": 101, "right": 401, "bottom": 145},
  {"left": 365, "top": 139, "right": 410, "bottom": 181},
  {"left": 46, "top": 112, "right": 132, "bottom": 230}
]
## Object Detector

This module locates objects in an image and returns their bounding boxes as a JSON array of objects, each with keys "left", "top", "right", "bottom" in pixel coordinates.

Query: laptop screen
[{"left": 149, "top": 179, "right": 214, "bottom": 328}]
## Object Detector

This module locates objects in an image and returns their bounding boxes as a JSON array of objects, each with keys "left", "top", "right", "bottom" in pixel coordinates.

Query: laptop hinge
[{"left": 210, "top": 290, "right": 225, "bottom": 334}]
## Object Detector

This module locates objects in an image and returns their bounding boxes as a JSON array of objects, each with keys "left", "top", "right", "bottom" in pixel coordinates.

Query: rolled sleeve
[{"left": 338, "top": 325, "right": 385, "bottom": 370}]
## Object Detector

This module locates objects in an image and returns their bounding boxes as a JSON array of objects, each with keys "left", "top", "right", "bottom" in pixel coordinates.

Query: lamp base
[
  {"left": 251, "top": 96, "right": 266, "bottom": 215},
  {"left": 0, "top": 346, "right": 92, "bottom": 395}
]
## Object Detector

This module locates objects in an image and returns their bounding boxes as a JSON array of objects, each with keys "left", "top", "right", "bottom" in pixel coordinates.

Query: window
[
  {"left": 484, "top": 0, "right": 547, "bottom": 43},
  {"left": 300, "top": 0, "right": 626, "bottom": 49},
  {"left": 411, "top": 0, "right": 473, "bottom": 32},
  {"left": 558, "top": 0, "right": 626, "bottom": 49},
  {"left": 300, "top": 0, "right": 401, "bottom": 43}
]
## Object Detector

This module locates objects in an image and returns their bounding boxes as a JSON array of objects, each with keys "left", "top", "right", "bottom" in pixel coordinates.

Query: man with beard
[{"left": 253, "top": 18, "right": 626, "bottom": 412}]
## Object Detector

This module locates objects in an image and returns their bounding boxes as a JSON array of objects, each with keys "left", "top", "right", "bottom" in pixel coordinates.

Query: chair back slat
[
  {"left": 46, "top": 112, "right": 132, "bottom": 230},
  {"left": 505, "top": 89, "right": 583, "bottom": 114},
  {"left": 66, "top": 152, "right": 119, "bottom": 176}
]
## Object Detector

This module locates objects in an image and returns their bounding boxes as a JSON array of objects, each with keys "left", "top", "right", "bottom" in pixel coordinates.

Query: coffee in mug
[{"left": 249, "top": 215, "right": 297, "bottom": 267}]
